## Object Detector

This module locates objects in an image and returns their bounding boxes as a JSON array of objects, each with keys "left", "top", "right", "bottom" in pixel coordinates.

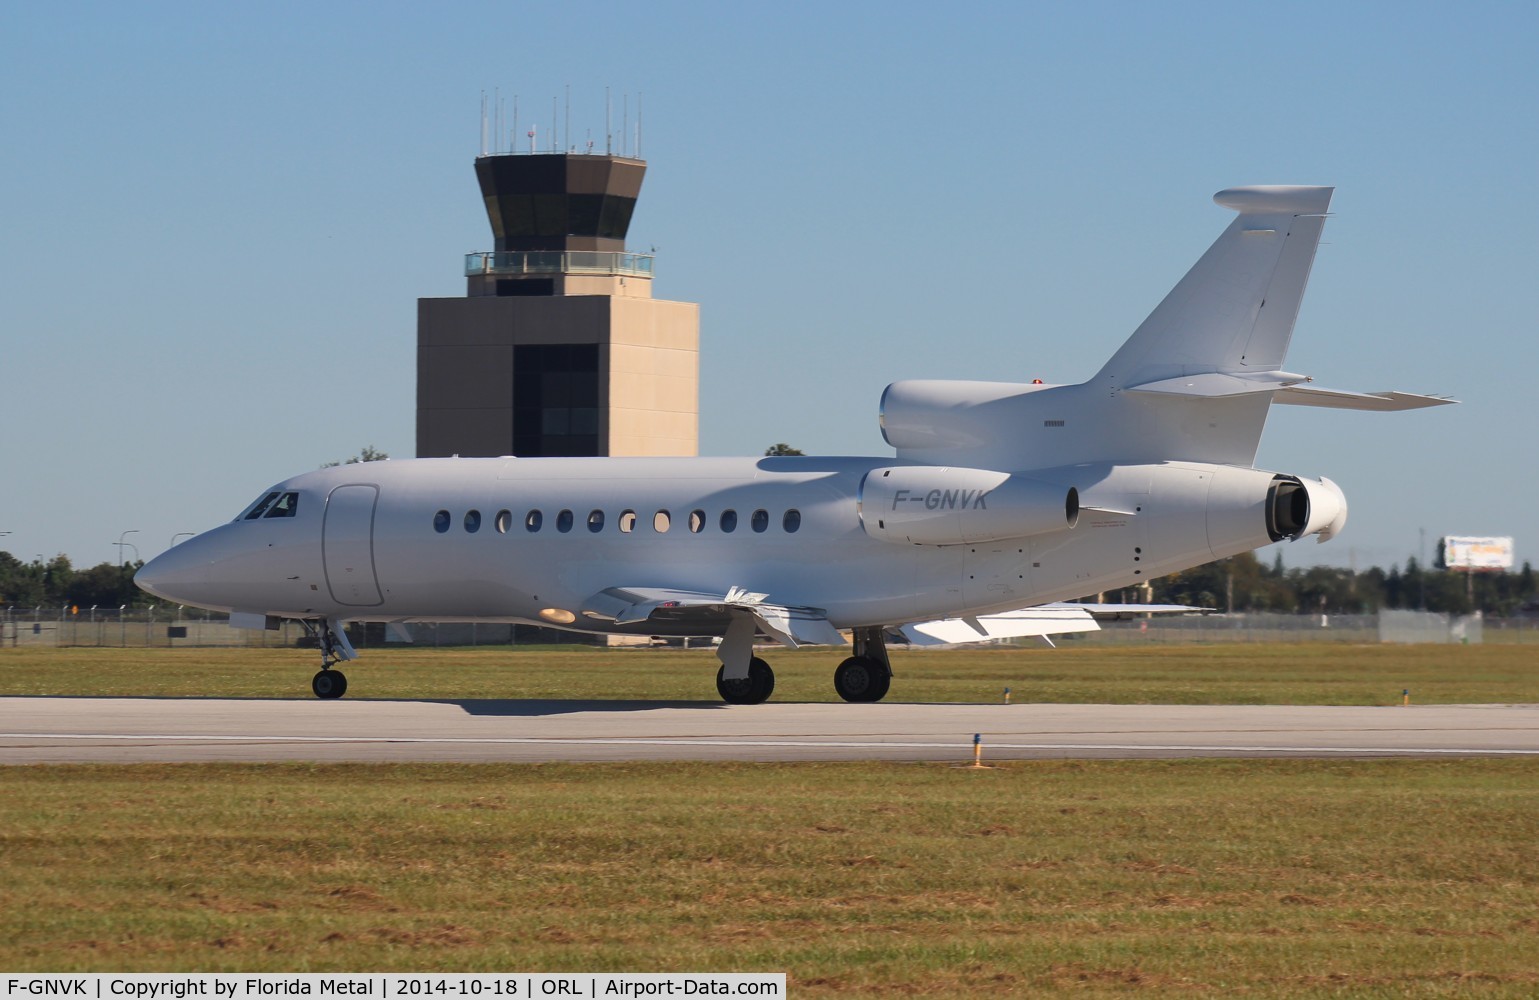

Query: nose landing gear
[{"left": 302, "top": 617, "right": 357, "bottom": 699}]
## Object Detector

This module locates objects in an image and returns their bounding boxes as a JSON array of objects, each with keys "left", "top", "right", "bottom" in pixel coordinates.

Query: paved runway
[{"left": 3, "top": 697, "right": 1537, "bottom": 763}]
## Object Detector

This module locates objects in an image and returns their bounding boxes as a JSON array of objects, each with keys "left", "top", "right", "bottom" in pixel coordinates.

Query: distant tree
[
  {"left": 764, "top": 443, "right": 804, "bottom": 456},
  {"left": 323, "top": 446, "right": 389, "bottom": 468}
]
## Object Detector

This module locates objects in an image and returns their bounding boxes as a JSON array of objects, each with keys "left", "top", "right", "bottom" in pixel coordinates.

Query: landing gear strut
[
  {"left": 302, "top": 618, "right": 356, "bottom": 700},
  {"left": 835, "top": 626, "right": 892, "bottom": 703}
]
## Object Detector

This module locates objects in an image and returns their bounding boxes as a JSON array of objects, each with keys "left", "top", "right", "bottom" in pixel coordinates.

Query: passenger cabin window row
[{"left": 432, "top": 506, "right": 802, "bottom": 535}]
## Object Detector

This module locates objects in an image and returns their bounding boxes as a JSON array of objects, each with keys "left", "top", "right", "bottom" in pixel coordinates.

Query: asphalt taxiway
[{"left": 2, "top": 697, "right": 1537, "bottom": 763}]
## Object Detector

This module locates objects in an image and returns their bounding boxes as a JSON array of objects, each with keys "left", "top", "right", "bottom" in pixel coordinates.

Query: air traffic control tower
[{"left": 416, "top": 153, "right": 699, "bottom": 458}]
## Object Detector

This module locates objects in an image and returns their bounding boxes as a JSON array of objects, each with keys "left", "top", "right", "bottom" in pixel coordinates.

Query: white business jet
[{"left": 136, "top": 185, "right": 1451, "bottom": 702}]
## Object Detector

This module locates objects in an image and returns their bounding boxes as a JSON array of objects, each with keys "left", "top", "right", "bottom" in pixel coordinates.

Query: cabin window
[
  {"left": 751, "top": 509, "right": 769, "bottom": 533},
  {"left": 495, "top": 509, "right": 512, "bottom": 534},
  {"left": 783, "top": 509, "right": 801, "bottom": 533},
  {"left": 263, "top": 492, "right": 299, "bottom": 518},
  {"left": 433, "top": 510, "right": 451, "bottom": 533},
  {"left": 526, "top": 509, "right": 543, "bottom": 532},
  {"left": 619, "top": 509, "right": 637, "bottom": 533},
  {"left": 587, "top": 509, "right": 605, "bottom": 533},
  {"left": 654, "top": 510, "right": 671, "bottom": 533},
  {"left": 689, "top": 510, "right": 706, "bottom": 533},
  {"left": 464, "top": 510, "right": 481, "bottom": 533},
  {"left": 243, "top": 492, "right": 280, "bottom": 520},
  {"left": 556, "top": 509, "right": 573, "bottom": 533},
  {"left": 720, "top": 509, "right": 738, "bottom": 533}
]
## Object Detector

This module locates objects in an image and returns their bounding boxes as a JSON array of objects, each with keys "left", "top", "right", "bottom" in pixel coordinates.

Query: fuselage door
[{"left": 323, "top": 484, "right": 384, "bottom": 607}]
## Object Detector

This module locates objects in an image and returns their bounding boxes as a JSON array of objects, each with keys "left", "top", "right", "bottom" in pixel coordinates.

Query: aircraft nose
[{"left": 134, "top": 538, "right": 211, "bottom": 603}]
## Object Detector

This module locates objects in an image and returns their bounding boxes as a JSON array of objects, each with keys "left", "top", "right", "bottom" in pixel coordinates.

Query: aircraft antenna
[
  {"left": 605, "top": 86, "right": 612, "bottom": 154},
  {"left": 565, "top": 84, "right": 571, "bottom": 152},
  {"left": 479, "top": 90, "right": 487, "bottom": 156}
]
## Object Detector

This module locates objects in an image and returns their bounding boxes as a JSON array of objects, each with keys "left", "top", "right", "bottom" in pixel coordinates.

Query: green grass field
[
  {"left": 3, "top": 760, "right": 1539, "bottom": 996},
  {"left": 0, "top": 642, "right": 1534, "bottom": 704},
  {"left": 3, "top": 644, "right": 1538, "bottom": 994}
]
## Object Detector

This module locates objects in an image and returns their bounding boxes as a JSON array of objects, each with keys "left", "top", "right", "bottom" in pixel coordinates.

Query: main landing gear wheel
[
  {"left": 312, "top": 669, "right": 348, "bottom": 700},
  {"left": 834, "top": 655, "right": 891, "bottom": 703},
  {"left": 716, "top": 657, "right": 775, "bottom": 705}
]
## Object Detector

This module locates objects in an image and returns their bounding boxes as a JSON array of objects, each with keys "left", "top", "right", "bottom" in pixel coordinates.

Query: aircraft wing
[
  {"left": 1055, "top": 601, "right": 1215, "bottom": 620},
  {"left": 899, "top": 606, "right": 1101, "bottom": 646},
  {"left": 580, "top": 585, "right": 846, "bottom": 647},
  {"left": 898, "top": 602, "right": 1212, "bottom": 647}
]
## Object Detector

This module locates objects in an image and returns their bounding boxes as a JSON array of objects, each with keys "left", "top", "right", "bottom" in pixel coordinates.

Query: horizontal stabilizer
[
  {"left": 1124, "top": 371, "right": 1456, "bottom": 411},
  {"left": 1273, "top": 385, "right": 1457, "bottom": 411},
  {"left": 1124, "top": 370, "right": 1309, "bottom": 398}
]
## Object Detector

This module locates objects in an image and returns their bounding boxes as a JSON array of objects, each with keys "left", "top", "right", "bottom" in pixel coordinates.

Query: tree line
[
  {"left": 0, "top": 553, "right": 146, "bottom": 611},
  {"left": 2, "top": 547, "right": 1535, "bottom": 617},
  {"left": 1144, "top": 551, "right": 1537, "bottom": 617}
]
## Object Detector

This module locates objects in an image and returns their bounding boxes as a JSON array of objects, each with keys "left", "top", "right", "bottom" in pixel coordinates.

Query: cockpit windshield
[{"left": 236, "top": 491, "right": 300, "bottom": 521}]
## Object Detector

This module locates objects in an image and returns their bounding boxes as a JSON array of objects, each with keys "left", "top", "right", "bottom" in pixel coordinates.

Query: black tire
[
  {"left": 312, "top": 669, "right": 347, "bottom": 699},
  {"left": 834, "top": 656, "right": 890, "bottom": 703},
  {"left": 716, "top": 657, "right": 775, "bottom": 705}
]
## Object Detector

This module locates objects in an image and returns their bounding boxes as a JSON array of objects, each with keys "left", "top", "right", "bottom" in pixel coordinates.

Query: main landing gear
[
  {"left": 303, "top": 618, "right": 357, "bottom": 700},
  {"left": 834, "top": 626, "right": 893, "bottom": 703},
  {"left": 712, "top": 620, "right": 896, "bottom": 705},
  {"left": 716, "top": 657, "right": 775, "bottom": 704}
]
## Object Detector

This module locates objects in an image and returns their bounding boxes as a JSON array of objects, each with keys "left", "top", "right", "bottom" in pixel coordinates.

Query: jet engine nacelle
[
  {"left": 1205, "top": 467, "right": 1350, "bottom": 557},
  {"left": 859, "top": 466, "right": 1079, "bottom": 546},
  {"left": 1266, "top": 473, "right": 1348, "bottom": 543},
  {"left": 879, "top": 380, "right": 1052, "bottom": 453}
]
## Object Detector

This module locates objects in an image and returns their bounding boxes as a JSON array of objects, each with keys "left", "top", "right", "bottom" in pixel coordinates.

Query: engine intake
[{"left": 859, "top": 466, "right": 1078, "bottom": 546}]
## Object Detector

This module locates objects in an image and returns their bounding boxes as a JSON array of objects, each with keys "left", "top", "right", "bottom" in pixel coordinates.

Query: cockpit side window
[
  {"left": 263, "top": 492, "right": 300, "bottom": 518},
  {"left": 241, "top": 492, "right": 280, "bottom": 520}
]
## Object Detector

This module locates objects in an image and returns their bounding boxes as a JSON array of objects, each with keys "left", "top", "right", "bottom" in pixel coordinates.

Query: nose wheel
[{"left": 312, "top": 669, "right": 348, "bottom": 699}]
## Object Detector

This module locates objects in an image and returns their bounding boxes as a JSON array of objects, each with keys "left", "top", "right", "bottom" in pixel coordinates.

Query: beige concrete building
[{"left": 417, "top": 153, "right": 699, "bottom": 459}]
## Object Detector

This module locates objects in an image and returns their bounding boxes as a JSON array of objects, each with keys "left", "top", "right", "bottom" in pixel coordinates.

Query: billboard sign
[{"left": 1443, "top": 536, "right": 1515, "bottom": 571}]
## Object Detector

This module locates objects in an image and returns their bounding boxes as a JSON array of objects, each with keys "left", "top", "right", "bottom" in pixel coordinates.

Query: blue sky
[{"left": 2, "top": 1, "right": 1535, "bottom": 574}]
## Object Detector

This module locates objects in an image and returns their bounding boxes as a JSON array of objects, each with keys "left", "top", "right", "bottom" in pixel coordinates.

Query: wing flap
[{"left": 580, "top": 586, "right": 845, "bottom": 647}]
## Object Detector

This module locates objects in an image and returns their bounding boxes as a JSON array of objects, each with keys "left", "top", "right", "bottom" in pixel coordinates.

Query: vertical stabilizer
[{"left": 1096, "top": 186, "right": 1333, "bottom": 390}]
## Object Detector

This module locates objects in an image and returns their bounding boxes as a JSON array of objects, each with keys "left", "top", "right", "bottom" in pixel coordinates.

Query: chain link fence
[{"left": 2, "top": 607, "right": 1532, "bottom": 650}]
